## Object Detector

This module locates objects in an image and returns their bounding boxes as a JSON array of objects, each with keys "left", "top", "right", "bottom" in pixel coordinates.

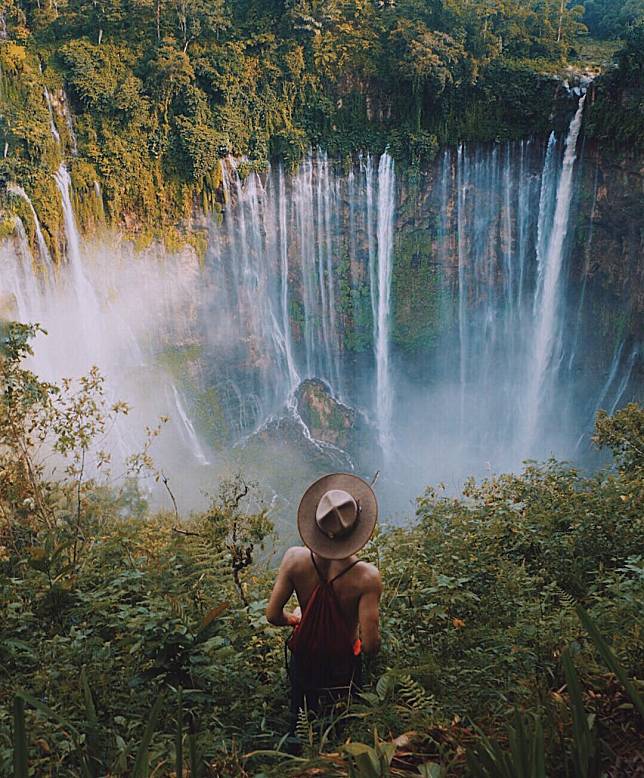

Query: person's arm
[
  {"left": 358, "top": 568, "right": 383, "bottom": 654},
  {"left": 266, "top": 548, "right": 302, "bottom": 627}
]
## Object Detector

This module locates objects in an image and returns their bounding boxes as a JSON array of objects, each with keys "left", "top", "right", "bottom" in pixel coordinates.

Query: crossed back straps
[{"left": 310, "top": 551, "right": 360, "bottom": 585}]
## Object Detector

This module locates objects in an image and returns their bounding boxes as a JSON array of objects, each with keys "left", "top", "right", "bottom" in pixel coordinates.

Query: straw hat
[{"left": 297, "top": 473, "right": 378, "bottom": 560}]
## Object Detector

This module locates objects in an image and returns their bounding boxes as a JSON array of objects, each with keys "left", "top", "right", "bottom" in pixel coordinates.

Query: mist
[{"left": 1, "top": 99, "right": 641, "bottom": 527}]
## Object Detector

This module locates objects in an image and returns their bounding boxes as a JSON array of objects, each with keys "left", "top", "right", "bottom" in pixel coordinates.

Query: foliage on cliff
[
  {"left": 585, "top": 20, "right": 644, "bottom": 151},
  {"left": 0, "top": 0, "right": 595, "bottom": 240},
  {"left": 583, "top": 0, "right": 644, "bottom": 40},
  {"left": 1, "top": 323, "right": 643, "bottom": 775}
]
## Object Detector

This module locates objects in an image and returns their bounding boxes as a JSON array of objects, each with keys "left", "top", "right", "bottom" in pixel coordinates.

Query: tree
[
  {"left": 166, "top": 0, "right": 229, "bottom": 52},
  {"left": 390, "top": 19, "right": 466, "bottom": 128},
  {"left": 146, "top": 41, "right": 195, "bottom": 120},
  {"left": 0, "top": 0, "right": 28, "bottom": 41},
  {"left": 584, "top": 0, "right": 644, "bottom": 40}
]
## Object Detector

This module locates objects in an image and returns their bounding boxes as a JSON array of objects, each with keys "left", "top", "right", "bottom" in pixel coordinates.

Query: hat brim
[{"left": 297, "top": 473, "right": 378, "bottom": 560}]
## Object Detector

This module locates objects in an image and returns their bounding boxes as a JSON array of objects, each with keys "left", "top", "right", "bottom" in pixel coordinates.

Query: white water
[
  {"left": 43, "top": 87, "right": 61, "bottom": 146},
  {"left": 7, "top": 183, "right": 54, "bottom": 271},
  {"left": 54, "top": 163, "right": 104, "bottom": 354},
  {"left": 373, "top": 152, "right": 396, "bottom": 457},
  {"left": 1, "top": 188, "right": 211, "bottom": 504},
  {"left": 170, "top": 384, "right": 210, "bottom": 466},
  {"left": 2, "top": 96, "right": 640, "bottom": 514},
  {"left": 523, "top": 94, "right": 587, "bottom": 452},
  {"left": 277, "top": 165, "right": 300, "bottom": 390}
]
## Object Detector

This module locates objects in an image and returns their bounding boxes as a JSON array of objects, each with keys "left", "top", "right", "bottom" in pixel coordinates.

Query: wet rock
[{"left": 295, "top": 378, "right": 356, "bottom": 449}]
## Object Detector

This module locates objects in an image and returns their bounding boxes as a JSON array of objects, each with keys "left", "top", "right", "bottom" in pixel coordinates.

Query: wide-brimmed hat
[{"left": 297, "top": 473, "right": 378, "bottom": 560}]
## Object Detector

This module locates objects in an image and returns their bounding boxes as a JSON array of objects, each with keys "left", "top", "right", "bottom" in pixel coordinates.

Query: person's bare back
[{"left": 266, "top": 546, "right": 382, "bottom": 653}]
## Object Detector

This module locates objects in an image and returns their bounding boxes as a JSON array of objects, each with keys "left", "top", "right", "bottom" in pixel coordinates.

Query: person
[{"left": 266, "top": 472, "right": 383, "bottom": 739}]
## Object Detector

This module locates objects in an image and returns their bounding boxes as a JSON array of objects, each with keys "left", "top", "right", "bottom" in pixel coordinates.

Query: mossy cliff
[{"left": 1, "top": 0, "right": 641, "bottom": 259}]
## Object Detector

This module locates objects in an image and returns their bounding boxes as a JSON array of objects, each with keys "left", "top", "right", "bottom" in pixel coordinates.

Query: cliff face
[
  {"left": 574, "top": 144, "right": 642, "bottom": 316},
  {"left": 391, "top": 144, "right": 642, "bottom": 341}
]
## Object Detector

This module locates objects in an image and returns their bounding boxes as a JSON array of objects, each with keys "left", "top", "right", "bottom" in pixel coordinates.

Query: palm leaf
[
  {"left": 132, "top": 692, "right": 164, "bottom": 778},
  {"left": 13, "top": 697, "right": 28, "bottom": 778},
  {"left": 176, "top": 687, "right": 183, "bottom": 778},
  {"left": 576, "top": 604, "right": 644, "bottom": 719},
  {"left": 81, "top": 666, "right": 101, "bottom": 777}
]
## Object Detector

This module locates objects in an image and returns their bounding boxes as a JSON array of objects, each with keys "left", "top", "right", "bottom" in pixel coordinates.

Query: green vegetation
[
  {"left": 392, "top": 230, "right": 446, "bottom": 356},
  {"left": 1, "top": 0, "right": 632, "bottom": 249},
  {"left": 582, "top": 0, "right": 644, "bottom": 40},
  {"left": 585, "top": 21, "right": 644, "bottom": 151},
  {"left": 2, "top": 323, "right": 643, "bottom": 775}
]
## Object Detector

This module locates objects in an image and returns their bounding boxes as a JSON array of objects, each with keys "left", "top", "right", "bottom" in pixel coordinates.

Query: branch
[
  {"left": 172, "top": 527, "right": 203, "bottom": 538},
  {"left": 162, "top": 471, "right": 179, "bottom": 523},
  {"left": 232, "top": 484, "right": 249, "bottom": 511}
]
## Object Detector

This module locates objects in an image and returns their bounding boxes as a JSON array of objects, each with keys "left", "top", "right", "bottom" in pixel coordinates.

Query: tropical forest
[{"left": 0, "top": 0, "right": 643, "bottom": 774}]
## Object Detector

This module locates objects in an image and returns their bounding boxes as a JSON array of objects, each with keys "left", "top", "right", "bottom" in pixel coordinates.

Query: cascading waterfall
[
  {"left": 373, "top": 153, "right": 396, "bottom": 456},
  {"left": 170, "top": 384, "right": 211, "bottom": 466},
  {"left": 43, "top": 87, "right": 61, "bottom": 146},
  {"left": 207, "top": 124, "right": 638, "bottom": 487},
  {"left": 277, "top": 165, "right": 300, "bottom": 391},
  {"left": 2, "top": 93, "right": 640, "bottom": 512},
  {"left": 210, "top": 150, "right": 398, "bottom": 447},
  {"left": 7, "top": 183, "right": 54, "bottom": 271},
  {"left": 522, "top": 94, "right": 587, "bottom": 453},
  {"left": 609, "top": 347, "right": 639, "bottom": 415},
  {"left": 53, "top": 163, "right": 104, "bottom": 353},
  {"left": 1, "top": 173, "right": 211, "bottom": 498},
  {"left": 568, "top": 161, "right": 599, "bottom": 372}
]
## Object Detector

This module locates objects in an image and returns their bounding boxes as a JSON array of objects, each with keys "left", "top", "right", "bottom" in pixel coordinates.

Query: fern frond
[{"left": 397, "top": 674, "right": 434, "bottom": 712}]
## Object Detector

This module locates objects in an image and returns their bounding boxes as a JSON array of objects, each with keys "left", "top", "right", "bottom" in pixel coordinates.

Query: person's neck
[{"left": 314, "top": 553, "right": 358, "bottom": 567}]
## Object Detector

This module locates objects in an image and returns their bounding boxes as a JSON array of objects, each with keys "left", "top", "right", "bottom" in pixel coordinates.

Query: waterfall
[
  {"left": 373, "top": 152, "right": 396, "bottom": 456},
  {"left": 523, "top": 94, "right": 587, "bottom": 452},
  {"left": 43, "top": 87, "right": 61, "bottom": 145},
  {"left": 1, "top": 184, "right": 210, "bottom": 481},
  {"left": 609, "top": 347, "right": 638, "bottom": 415},
  {"left": 1, "top": 218, "right": 52, "bottom": 357},
  {"left": 456, "top": 143, "right": 467, "bottom": 429},
  {"left": 53, "top": 163, "right": 104, "bottom": 351},
  {"left": 7, "top": 183, "right": 54, "bottom": 271},
  {"left": 277, "top": 165, "right": 300, "bottom": 390},
  {"left": 568, "top": 161, "right": 599, "bottom": 371},
  {"left": 213, "top": 157, "right": 297, "bottom": 424},
  {"left": 4, "top": 112, "right": 640, "bottom": 511},
  {"left": 170, "top": 384, "right": 210, "bottom": 466},
  {"left": 61, "top": 89, "right": 78, "bottom": 155}
]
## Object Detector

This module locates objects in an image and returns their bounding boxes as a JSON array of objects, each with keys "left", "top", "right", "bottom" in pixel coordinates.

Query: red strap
[
  {"left": 329, "top": 559, "right": 360, "bottom": 583},
  {"left": 310, "top": 551, "right": 360, "bottom": 584}
]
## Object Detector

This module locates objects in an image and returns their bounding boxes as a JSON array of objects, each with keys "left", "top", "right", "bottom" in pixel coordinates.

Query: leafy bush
[{"left": 1, "top": 326, "right": 642, "bottom": 775}]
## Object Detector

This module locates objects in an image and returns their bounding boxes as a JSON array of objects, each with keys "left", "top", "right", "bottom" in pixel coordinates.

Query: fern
[
  {"left": 397, "top": 674, "right": 434, "bottom": 713},
  {"left": 295, "top": 705, "right": 317, "bottom": 753},
  {"left": 558, "top": 589, "right": 577, "bottom": 611}
]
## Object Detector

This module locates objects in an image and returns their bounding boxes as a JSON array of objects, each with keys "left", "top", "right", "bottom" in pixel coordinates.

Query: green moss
[
  {"left": 299, "top": 399, "right": 322, "bottom": 432},
  {"left": 392, "top": 230, "right": 445, "bottom": 355},
  {"left": 0, "top": 216, "right": 18, "bottom": 241},
  {"left": 157, "top": 344, "right": 204, "bottom": 378},
  {"left": 186, "top": 231, "right": 209, "bottom": 264},
  {"left": 337, "top": 253, "right": 373, "bottom": 354},
  {"left": 193, "top": 386, "right": 229, "bottom": 449}
]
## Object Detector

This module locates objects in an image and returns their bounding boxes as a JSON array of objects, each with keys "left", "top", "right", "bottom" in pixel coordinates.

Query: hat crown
[{"left": 315, "top": 489, "right": 358, "bottom": 540}]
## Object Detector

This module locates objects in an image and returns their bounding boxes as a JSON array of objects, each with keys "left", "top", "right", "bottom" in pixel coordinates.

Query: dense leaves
[
  {"left": 1, "top": 0, "right": 626, "bottom": 245},
  {"left": 1, "top": 326, "right": 642, "bottom": 775}
]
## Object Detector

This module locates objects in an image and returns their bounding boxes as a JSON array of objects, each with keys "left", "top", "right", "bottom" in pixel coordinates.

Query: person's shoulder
[
  {"left": 281, "top": 545, "right": 309, "bottom": 568},
  {"left": 357, "top": 560, "right": 382, "bottom": 591}
]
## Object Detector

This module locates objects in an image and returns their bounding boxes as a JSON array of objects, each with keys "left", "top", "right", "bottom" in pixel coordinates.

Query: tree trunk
[{"left": 557, "top": 0, "right": 564, "bottom": 43}]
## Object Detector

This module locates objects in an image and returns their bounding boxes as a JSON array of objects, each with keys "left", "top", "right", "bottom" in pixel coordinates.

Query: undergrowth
[{"left": 1, "top": 322, "right": 642, "bottom": 776}]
